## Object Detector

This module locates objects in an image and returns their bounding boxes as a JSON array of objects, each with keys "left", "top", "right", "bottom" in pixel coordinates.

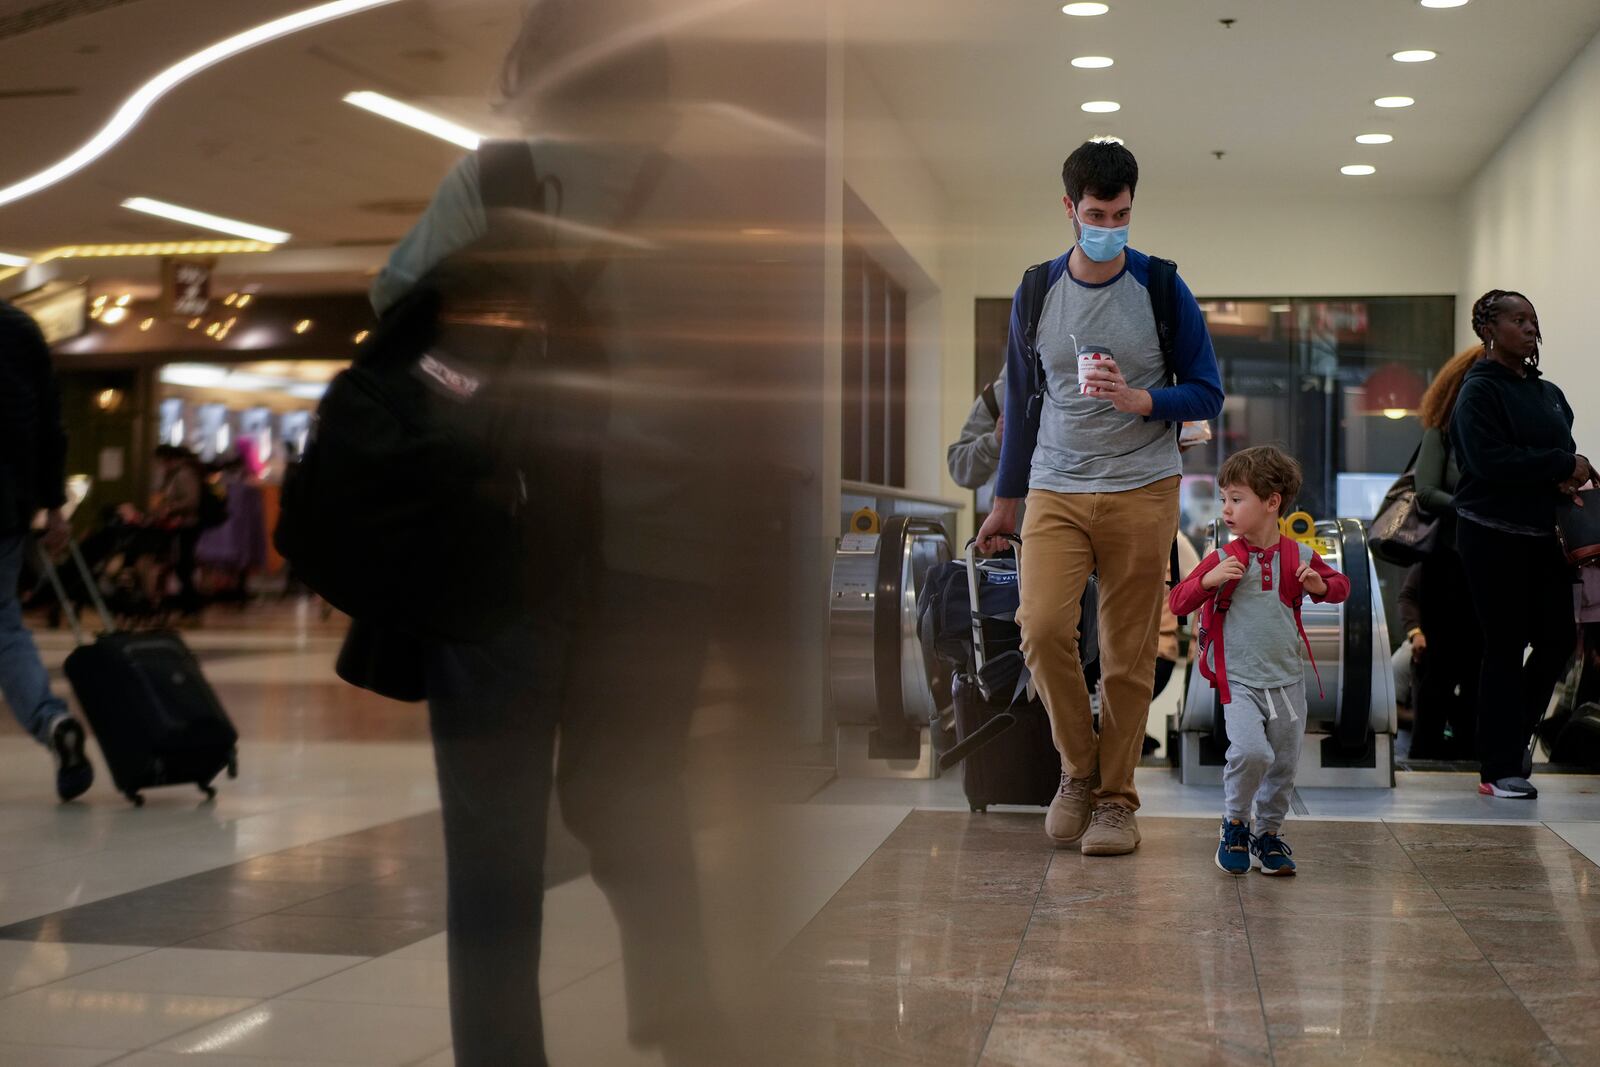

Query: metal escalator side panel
[
  {"left": 1367, "top": 552, "right": 1399, "bottom": 735},
  {"left": 1178, "top": 518, "right": 1227, "bottom": 738},
  {"left": 1301, "top": 528, "right": 1343, "bottom": 725},
  {"left": 827, "top": 542, "right": 878, "bottom": 724}
]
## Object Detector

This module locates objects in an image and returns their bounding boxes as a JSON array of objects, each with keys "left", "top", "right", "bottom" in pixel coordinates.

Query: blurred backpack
[{"left": 276, "top": 143, "right": 659, "bottom": 642}]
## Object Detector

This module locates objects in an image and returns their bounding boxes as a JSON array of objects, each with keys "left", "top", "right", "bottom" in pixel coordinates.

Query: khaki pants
[{"left": 1017, "top": 477, "right": 1180, "bottom": 810}]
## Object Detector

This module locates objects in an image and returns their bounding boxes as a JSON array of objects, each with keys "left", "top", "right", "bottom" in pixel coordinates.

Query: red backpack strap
[
  {"left": 1215, "top": 540, "right": 1250, "bottom": 612},
  {"left": 1200, "top": 543, "right": 1250, "bottom": 704}
]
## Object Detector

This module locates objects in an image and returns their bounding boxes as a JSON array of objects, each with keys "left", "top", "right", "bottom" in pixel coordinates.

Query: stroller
[{"left": 918, "top": 535, "right": 1098, "bottom": 812}]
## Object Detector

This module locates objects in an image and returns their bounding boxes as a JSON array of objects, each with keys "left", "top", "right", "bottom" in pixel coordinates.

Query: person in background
[
  {"left": 196, "top": 442, "right": 268, "bottom": 603},
  {"left": 1408, "top": 345, "right": 1485, "bottom": 759},
  {"left": 151, "top": 444, "right": 204, "bottom": 618},
  {"left": 948, "top": 368, "right": 1006, "bottom": 497},
  {"left": 0, "top": 298, "right": 94, "bottom": 801},
  {"left": 1453, "top": 289, "right": 1592, "bottom": 799}
]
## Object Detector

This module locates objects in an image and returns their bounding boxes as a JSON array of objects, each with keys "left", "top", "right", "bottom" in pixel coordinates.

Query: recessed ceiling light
[
  {"left": 1081, "top": 100, "right": 1121, "bottom": 114},
  {"left": 1420, "top": 0, "right": 1468, "bottom": 7},
  {"left": 1341, "top": 164, "right": 1377, "bottom": 176},
  {"left": 344, "top": 91, "right": 483, "bottom": 149},
  {"left": 1392, "top": 49, "right": 1437, "bottom": 62},
  {"left": 1062, "top": 3, "right": 1109, "bottom": 15},
  {"left": 1071, "top": 56, "right": 1114, "bottom": 69},
  {"left": 122, "top": 198, "right": 291, "bottom": 244},
  {"left": 1356, "top": 133, "right": 1395, "bottom": 145},
  {"left": 1375, "top": 96, "right": 1415, "bottom": 108},
  {"left": 0, "top": 0, "right": 403, "bottom": 210}
]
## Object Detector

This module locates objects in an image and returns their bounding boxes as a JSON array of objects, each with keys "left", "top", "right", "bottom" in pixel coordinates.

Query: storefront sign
[
  {"left": 162, "top": 256, "right": 215, "bottom": 318},
  {"left": 14, "top": 280, "right": 87, "bottom": 344}
]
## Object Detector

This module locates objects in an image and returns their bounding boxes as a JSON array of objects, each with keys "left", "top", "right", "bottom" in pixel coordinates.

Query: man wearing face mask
[{"left": 977, "top": 139, "right": 1223, "bottom": 855}]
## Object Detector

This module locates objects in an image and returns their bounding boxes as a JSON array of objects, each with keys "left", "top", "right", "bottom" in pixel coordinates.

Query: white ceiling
[
  {"left": 846, "top": 0, "right": 1600, "bottom": 207},
  {"left": 0, "top": 0, "right": 518, "bottom": 256},
  {"left": 1, "top": 0, "right": 1596, "bottom": 296}
]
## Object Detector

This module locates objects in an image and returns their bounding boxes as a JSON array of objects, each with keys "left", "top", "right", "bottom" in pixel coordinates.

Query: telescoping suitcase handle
[
  {"left": 35, "top": 539, "right": 116, "bottom": 648},
  {"left": 964, "top": 534, "right": 1021, "bottom": 672}
]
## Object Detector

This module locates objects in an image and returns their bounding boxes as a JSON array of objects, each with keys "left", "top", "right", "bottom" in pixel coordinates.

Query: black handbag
[
  {"left": 1369, "top": 445, "right": 1441, "bottom": 566},
  {"left": 1556, "top": 487, "right": 1600, "bottom": 567}
]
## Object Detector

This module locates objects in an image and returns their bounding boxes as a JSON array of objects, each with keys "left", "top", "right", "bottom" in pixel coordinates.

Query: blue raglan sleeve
[
  {"left": 995, "top": 278, "right": 1040, "bottom": 500},
  {"left": 1147, "top": 270, "right": 1224, "bottom": 424}
]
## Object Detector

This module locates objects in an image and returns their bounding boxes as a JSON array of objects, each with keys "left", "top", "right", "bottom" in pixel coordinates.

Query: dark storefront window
[
  {"left": 973, "top": 293, "right": 1455, "bottom": 542},
  {"left": 1178, "top": 296, "right": 1455, "bottom": 543}
]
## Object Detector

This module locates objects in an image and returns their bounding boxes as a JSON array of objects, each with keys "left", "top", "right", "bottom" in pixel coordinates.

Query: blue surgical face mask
[{"left": 1075, "top": 216, "right": 1129, "bottom": 262}]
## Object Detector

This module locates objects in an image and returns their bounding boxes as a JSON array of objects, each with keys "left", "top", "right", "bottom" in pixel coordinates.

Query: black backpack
[
  {"left": 275, "top": 142, "right": 643, "bottom": 642},
  {"left": 1021, "top": 253, "right": 1180, "bottom": 421}
]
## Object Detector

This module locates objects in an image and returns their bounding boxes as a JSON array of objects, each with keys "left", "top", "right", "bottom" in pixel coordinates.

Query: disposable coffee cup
[{"left": 1077, "top": 344, "right": 1113, "bottom": 396}]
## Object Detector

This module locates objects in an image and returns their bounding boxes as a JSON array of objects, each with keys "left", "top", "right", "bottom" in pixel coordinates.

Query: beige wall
[{"left": 1460, "top": 27, "right": 1600, "bottom": 457}]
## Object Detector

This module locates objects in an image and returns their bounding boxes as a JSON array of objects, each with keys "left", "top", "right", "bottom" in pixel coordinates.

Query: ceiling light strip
[
  {"left": 0, "top": 0, "right": 403, "bottom": 210},
  {"left": 343, "top": 92, "right": 483, "bottom": 150},
  {"left": 122, "top": 197, "right": 290, "bottom": 243},
  {"left": 35, "top": 240, "right": 276, "bottom": 262}
]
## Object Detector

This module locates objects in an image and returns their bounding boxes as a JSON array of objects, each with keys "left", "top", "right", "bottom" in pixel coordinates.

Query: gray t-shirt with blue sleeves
[
  {"left": 1206, "top": 541, "right": 1316, "bottom": 690},
  {"left": 1029, "top": 263, "right": 1181, "bottom": 494}
]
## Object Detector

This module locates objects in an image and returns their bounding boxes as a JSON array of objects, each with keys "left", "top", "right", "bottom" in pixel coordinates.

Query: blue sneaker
[
  {"left": 1252, "top": 831, "right": 1296, "bottom": 876},
  {"left": 1215, "top": 818, "right": 1251, "bottom": 876}
]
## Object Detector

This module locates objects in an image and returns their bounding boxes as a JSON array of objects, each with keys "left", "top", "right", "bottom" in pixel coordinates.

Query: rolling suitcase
[
  {"left": 38, "top": 541, "right": 239, "bottom": 806},
  {"left": 940, "top": 536, "right": 1061, "bottom": 812}
]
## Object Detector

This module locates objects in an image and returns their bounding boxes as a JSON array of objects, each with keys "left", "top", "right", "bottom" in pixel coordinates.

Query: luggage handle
[
  {"left": 35, "top": 539, "right": 116, "bottom": 648},
  {"left": 964, "top": 534, "right": 1022, "bottom": 672}
]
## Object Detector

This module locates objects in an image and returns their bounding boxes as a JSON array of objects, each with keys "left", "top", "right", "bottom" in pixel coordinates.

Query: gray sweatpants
[{"left": 1222, "top": 679, "right": 1308, "bottom": 834}]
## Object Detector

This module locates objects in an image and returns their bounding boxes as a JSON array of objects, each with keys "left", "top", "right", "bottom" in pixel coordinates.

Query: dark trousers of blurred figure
[
  {"left": 1458, "top": 520, "right": 1576, "bottom": 782},
  {"left": 425, "top": 569, "right": 712, "bottom": 1067},
  {"left": 1410, "top": 546, "right": 1481, "bottom": 760}
]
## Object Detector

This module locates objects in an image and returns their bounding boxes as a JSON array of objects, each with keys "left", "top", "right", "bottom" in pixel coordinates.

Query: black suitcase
[
  {"left": 940, "top": 536, "right": 1061, "bottom": 812},
  {"left": 39, "top": 541, "right": 239, "bottom": 806}
]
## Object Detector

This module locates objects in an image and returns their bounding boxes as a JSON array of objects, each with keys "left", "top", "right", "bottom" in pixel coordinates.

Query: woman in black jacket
[
  {"left": 1453, "top": 290, "right": 1595, "bottom": 798},
  {"left": 1408, "top": 345, "right": 1483, "bottom": 759}
]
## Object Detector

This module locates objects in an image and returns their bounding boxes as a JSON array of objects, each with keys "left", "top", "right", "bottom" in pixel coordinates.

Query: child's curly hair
[{"left": 1218, "top": 446, "right": 1303, "bottom": 512}]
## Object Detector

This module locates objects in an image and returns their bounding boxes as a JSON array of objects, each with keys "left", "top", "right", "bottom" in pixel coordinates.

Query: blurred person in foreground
[
  {"left": 339, "top": 1, "right": 795, "bottom": 1062},
  {"left": 0, "top": 298, "right": 93, "bottom": 800}
]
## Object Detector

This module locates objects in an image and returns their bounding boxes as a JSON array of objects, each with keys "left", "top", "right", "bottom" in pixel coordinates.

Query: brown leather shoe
[
  {"left": 1080, "top": 803, "right": 1141, "bottom": 856},
  {"left": 1044, "top": 772, "right": 1096, "bottom": 847}
]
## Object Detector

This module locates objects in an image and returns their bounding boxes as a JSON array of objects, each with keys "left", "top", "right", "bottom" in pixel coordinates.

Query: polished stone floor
[
  {"left": 772, "top": 810, "right": 1600, "bottom": 1066},
  {"left": 2, "top": 600, "right": 1600, "bottom": 1064}
]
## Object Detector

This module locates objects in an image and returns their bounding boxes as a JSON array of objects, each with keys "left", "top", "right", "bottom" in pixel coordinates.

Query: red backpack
[{"left": 1193, "top": 534, "right": 1323, "bottom": 705}]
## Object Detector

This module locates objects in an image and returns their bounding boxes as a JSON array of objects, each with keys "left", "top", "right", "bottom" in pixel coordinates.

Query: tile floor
[{"left": 1, "top": 603, "right": 1599, "bottom": 1063}]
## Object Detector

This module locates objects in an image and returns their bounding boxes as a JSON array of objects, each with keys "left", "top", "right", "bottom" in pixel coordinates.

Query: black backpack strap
[
  {"left": 1145, "top": 255, "right": 1179, "bottom": 383},
  {"left": 980, "top": 380, "right": 1001, "bottom": 421},
  {"left": 1021, "top": 260, "right": 1053, "bottom": 420}
]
